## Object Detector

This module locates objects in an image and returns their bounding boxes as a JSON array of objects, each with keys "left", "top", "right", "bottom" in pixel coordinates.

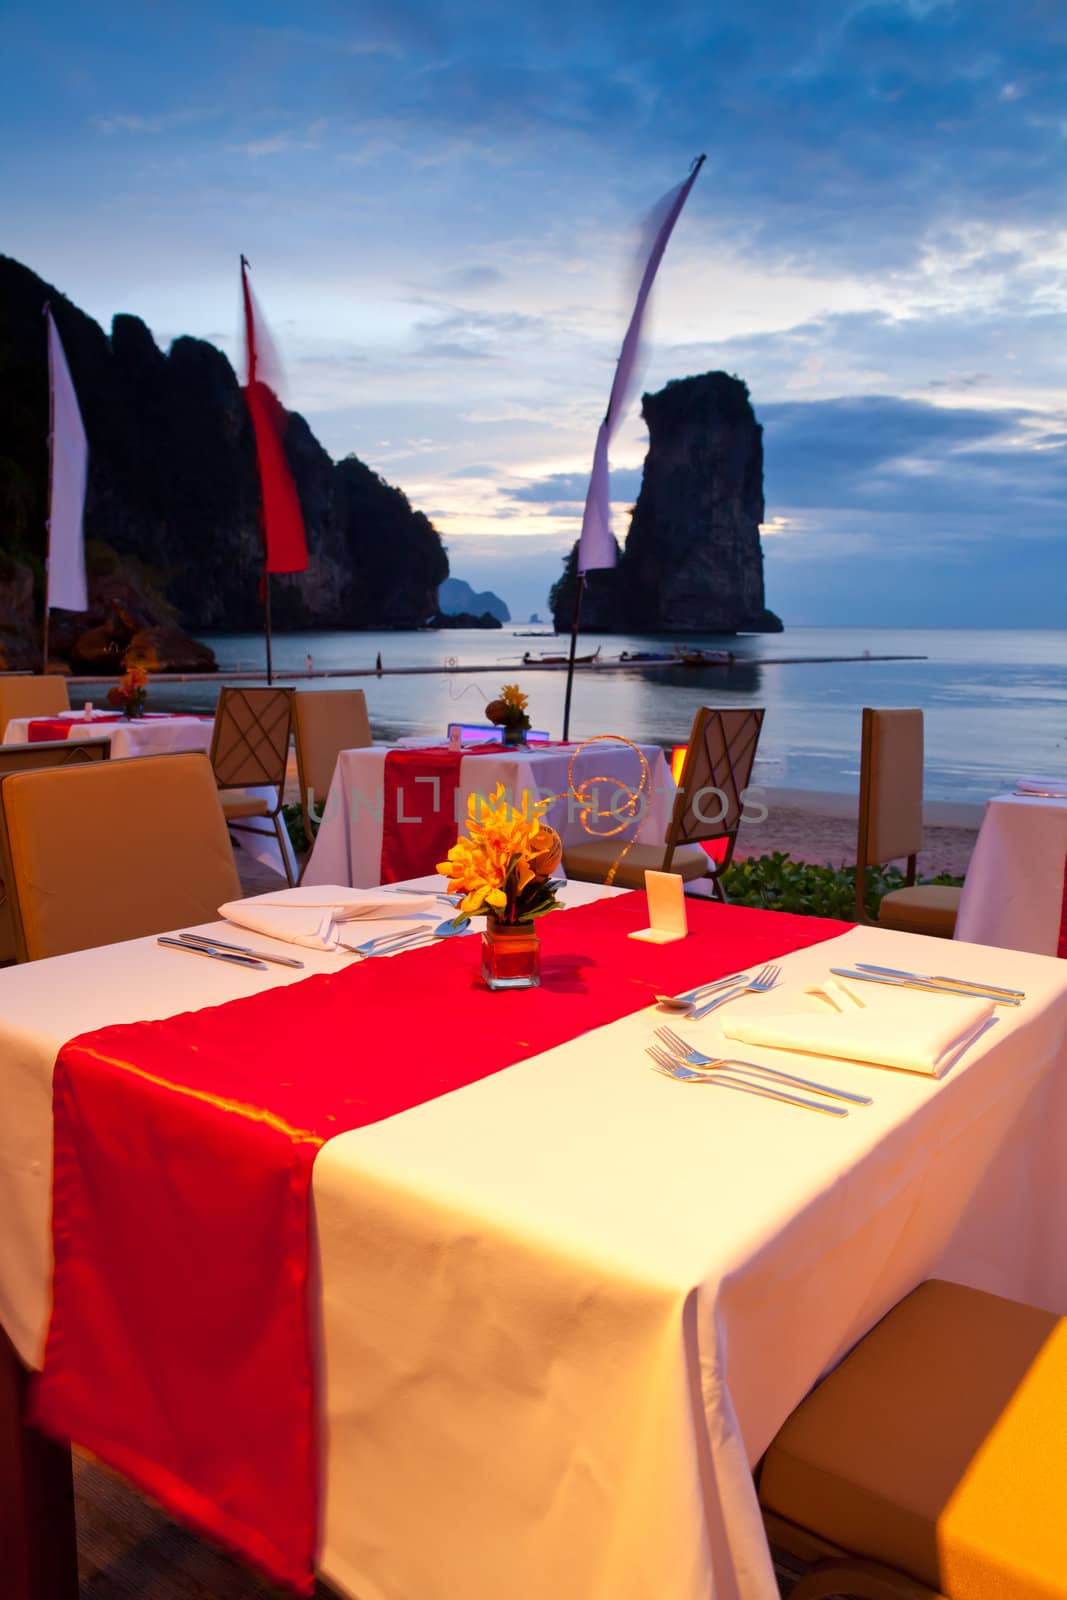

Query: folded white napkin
[
  {"left": 721, "top": 976, "right": 994, "bottom": 1077},
  {"left": 218, "top": 885, "right": 436, "bottom": 951},
  {"left": 1015, "top": 774, "right": 1067, "bottom": 797}
]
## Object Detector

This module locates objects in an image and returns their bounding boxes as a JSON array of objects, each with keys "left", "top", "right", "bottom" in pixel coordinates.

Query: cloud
[{"left": 507, "top": 468, "right": 643, "bottom": 505}]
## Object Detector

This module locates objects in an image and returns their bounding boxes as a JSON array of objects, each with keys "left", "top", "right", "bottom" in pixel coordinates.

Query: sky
[{"left": 1, "top": 0, "right": 1065, "bottom": 626}]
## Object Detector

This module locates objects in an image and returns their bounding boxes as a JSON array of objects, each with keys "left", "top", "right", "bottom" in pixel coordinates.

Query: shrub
[{"left": 719, "top": 852, "right": 962, "bottom": 921}]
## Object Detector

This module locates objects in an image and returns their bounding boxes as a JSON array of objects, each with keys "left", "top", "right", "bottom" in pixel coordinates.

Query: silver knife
[
  {"left": 854, "top": 963, "right": 1023, "bottom": 999},
  {"left": 158, "top": 936, "right": 267, "bottom": 971},
  {"left": 179, "top": 932, "right": 304, "bottom": 968},
  {"left": 830, "top": 968, "right": 1020, "bottom": 1006}
]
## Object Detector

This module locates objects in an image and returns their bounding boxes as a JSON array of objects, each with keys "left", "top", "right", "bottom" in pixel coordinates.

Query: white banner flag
[
  {"left": 45, "top": 308, "right": 88, "bottom": 613},
  {"left": 577, "top": 155, "right": 704, "bottom": 573}
]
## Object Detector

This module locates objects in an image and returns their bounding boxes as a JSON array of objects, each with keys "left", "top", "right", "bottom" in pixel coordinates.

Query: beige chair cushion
[
  {"left": 562, "top": 840, "right": 712, "bottom": 888},
  {"left": 220, "top": 792, "right": 271, "bottom": 820},
  {"left": 878, "top": 883, "right": 961, "bottom": 939},
  {"left": 0, "top": 675, "right": 71, "bottom": 728},
  {"left": 0, "top": 751, "right": 242, "bottom": 960},
  {"left": 760, "top": 1279, "right": 1067, "bottom": 1599},
  {"left": 293, "top": 690, "right": 371, "bottom": 806}
]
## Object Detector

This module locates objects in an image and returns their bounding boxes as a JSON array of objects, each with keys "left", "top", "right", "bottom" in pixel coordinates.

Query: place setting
[{"left": 644, "top": 951, "right": 1028, "bottom": 1115}]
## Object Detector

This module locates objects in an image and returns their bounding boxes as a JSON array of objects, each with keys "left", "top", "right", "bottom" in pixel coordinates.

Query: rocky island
[{"left": 551, "top": 372, "right": 782, "bottom": 634}]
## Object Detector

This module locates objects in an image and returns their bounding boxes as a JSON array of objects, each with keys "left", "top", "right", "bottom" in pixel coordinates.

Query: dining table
[
  {"left": 2, "top": 709, "right": 294, "bottom": 880},
  {"left": 2, "top": 708, "right": 215, "bottom": 761},
  {"left": 955, "top": 789, "right": 1067, "bottom": 956},
  {"left": 303, "top": 737, "right": 676, "bottom": 888},
  {"left": 2, "top": 883, "right": 1066, "bottom": 1600}
]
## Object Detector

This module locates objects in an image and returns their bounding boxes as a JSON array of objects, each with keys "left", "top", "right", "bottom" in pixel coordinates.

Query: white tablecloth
[
  {"left": 1, "top": 892, "right": 1066, "bottom": 1600},
  {"left": 956, "top": 792, "right": 1067, "bottom": 955},
  {"left": 3, "top": 711, "right": 214, "bottom": 761},
  {"left": 304, "top": 741, "right": 675, "bottom": 887},
  {"left": 2, "top": 712, "right": 292, "bottom": 880}
]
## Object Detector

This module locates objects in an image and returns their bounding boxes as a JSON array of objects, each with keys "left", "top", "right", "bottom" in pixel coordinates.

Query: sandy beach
[{"left": 735, "top": 787, "right": 980, "bottom": 879}]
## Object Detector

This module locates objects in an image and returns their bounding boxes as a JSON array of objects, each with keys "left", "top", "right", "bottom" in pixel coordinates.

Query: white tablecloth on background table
[
  {"left": 956, "top": 792, "right": 1067, "bottom": 955},
  {"left": 304, "top": 741, "right": 675, "bottom": 887},
  {"left": 2, "top": 712, "right": 293, "bottom": 880},
  {"left": 2, "top": 886, "right": 1066, "bottom": 1600},
  {"left": 3, "top": 711, "right": 214, "bottom": 761}
]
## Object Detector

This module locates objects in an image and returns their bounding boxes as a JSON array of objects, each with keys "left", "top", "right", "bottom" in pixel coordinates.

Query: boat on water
[
  {"left": 513, "top": 631, "right": 556, "bottom": 637},
  {"left": 522, "top": 646, "right": 602, "bottom": 665},
  {"left": 618, "top": 649, "right": 678, "bottom": 663},
  {"left": 677, "top": 647, "right": 734, "bottom": 667}
]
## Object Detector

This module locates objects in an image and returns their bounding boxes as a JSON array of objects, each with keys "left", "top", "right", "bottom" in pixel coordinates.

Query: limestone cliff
[
  {"left": 0, "top": 254, "right": 449, "bottom": 657},
  {"left": 550, "top": 372, "right": 782, "bottom": 634}
]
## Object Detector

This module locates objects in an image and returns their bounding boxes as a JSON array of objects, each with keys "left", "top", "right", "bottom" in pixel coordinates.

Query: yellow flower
[{"left": 500, "top": 683, "right": 529, "bottom": 713}]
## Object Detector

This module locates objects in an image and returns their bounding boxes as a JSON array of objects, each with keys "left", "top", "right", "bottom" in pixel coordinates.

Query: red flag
[{"left": 240, "top": 257, "right": 308, "bottom": 574}]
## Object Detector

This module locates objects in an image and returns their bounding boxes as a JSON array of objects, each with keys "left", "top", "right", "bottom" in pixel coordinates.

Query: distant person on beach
[
  {"left": 306, "top": 653, "right": 313, "bottom": 673},
  {"left": 376, "top": 652, "right": 383, "bottom": 675}
]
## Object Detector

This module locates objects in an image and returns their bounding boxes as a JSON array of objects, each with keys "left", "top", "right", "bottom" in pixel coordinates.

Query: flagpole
[
  {"left": 560, "top": 571, "right": 585, "bottom": 743},
  {"left": 263, "top": 563, "right": 274, "bottom": 686},
  {"left": 42, "top": 301, "right": 54, "bottom": 673}
]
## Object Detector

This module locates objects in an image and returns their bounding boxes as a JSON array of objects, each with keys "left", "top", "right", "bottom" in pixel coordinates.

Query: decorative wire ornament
[{"left": 553, "top": 734, "right": 651, "bottom": 887}]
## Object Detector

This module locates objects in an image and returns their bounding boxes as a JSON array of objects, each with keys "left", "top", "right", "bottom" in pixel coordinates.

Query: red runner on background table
[
  {"left": 27, "top": 715, "right": 124, "bottom": 741},
  {"left": 379, "top": 743, "right": 520, "bottom": 883},
  {"left": 24, "top": 712, "right": 202, "bottom": 743},
  {"left": 32, "top": 895, "right": 853, "bottom": 1594}
]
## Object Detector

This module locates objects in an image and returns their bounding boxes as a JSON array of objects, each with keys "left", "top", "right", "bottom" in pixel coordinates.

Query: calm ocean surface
[{"left": 162, "top": 626, "right": 1067, "bottom": 804}]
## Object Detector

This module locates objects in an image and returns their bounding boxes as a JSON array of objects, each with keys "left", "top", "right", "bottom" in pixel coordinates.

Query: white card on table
[{"left": 628, "top": 869, "right": 688, "bottom": 944}]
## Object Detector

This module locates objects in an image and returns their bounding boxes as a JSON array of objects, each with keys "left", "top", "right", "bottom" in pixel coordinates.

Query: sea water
[{"left": 160, "top": 626, "right": 1067, "bottom": 805}]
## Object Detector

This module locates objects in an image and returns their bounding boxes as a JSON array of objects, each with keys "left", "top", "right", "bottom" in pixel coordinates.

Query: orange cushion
[
  {"left": 878, "top": 884, "right": 961, "bottom": 939},
  {"left": 220, "top": 793, "right": 271, "bottom": 820},
  {"left": 760, "top": 1280, "right": 1067, "bottom": 1598}
]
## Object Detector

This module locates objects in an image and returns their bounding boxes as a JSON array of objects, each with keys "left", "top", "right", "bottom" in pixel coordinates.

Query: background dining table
[
  {"left": 2, "top": 882, "right": 1066, "bottom": 1600},
  {"left": 2, "top": 710, "right": 293, "bottom": 879},
  {"left": 955, "top": 790, "right": 1067, "bottom": 955},
  {"left": 2, "top": 708, "right": 215, "bottom": 761},
  {"left": 304, "top": 738, "right": 676, "bottom": 887}
]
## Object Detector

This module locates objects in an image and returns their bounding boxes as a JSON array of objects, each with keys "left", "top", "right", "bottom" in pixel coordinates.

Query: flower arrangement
[
  {"left": 485, "top": 683, "right": 531, "bottom": 745},
  {"left": 107, "top": 663, "right": 149, "bottom": 719},
  {"left": 438, "top": 783, "right": 562, "bottom": 925}
]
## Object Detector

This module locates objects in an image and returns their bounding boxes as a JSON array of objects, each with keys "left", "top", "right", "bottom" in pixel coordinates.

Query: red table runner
[
  {"left": 27, "top": 714, "right": 124, "bottom": 741},
  {"left": 32, "top": 895, "right": 853, "bottom": 1593},
  {"left": 380, "top": 743, "right": 534, "bottom": 883},
  {"left": 25, "top": 712, "right": 202, "bottom": 742}
]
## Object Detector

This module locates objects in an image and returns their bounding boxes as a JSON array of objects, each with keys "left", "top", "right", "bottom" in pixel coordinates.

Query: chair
[
  {"left": 0, "top": 739, "right": 110, "bottom": 963},
  {"left": 562, "top": 708, "right": 765, "bottom": 896},
  {"left": 759, "top": 1279, "right": 1067, "bottom": 1599},
  {"left": 856, "top": 708, "right": 961, "bottom": 938},
  {"left": 0, "top": 751, "right": 242, "bottom": 961},
  {"left": 292, "top": 690, "right": 371, "bottom": 871},
  {"left": 209, "top": 686, "right": 295, "bottom": 886},
  {"left": 0, "top": 675, "right": 70, "bottom": 731}
]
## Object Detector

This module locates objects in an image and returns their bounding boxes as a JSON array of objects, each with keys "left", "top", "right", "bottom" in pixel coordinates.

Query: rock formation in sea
[
  {"left": 549, "top": 372, "right": 782, "bottom": 634},
  {"left": 437, "top": 577, "right": 510, "bottom": 623},
  {"left": 0, "top": 255, "right": 449, "bottom": 669}
]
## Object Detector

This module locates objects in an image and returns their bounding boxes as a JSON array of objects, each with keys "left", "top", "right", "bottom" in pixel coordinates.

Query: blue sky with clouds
[{"left": 2, "top": 0, "right": 1065, "bottom": 624}]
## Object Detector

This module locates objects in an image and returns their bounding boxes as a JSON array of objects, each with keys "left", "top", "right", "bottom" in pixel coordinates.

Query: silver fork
[
  {"left": 344, "top": 926, "right": 434, "bottom": 957},
  {"left": 646, "top": 1045, "right": 848, "bottom": 1117},
  {"left": 688, "top": 963, "right": 781, "bottom": 1020},
  {"left": 654, "top": 1025, "right": 872, "bottom": 1108}
]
